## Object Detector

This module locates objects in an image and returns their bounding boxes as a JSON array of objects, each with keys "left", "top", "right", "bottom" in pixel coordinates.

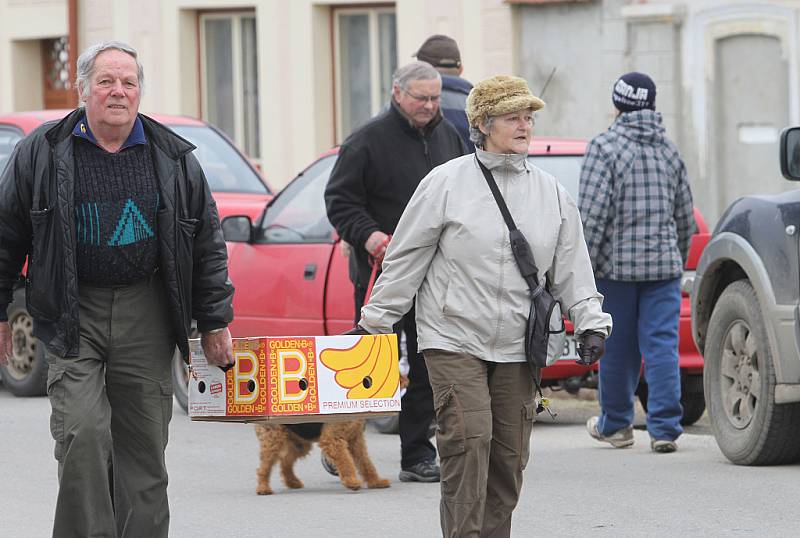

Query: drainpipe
[{"left": 68, "top": 0, "right": 78, "bottom": 107}]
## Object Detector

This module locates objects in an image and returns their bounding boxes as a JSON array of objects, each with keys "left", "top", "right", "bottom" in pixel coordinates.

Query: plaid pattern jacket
[{"left": 579, "top": 110, "right": 696, "bottom": 281}]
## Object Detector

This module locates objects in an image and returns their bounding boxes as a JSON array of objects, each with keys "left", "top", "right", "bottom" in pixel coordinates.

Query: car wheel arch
[{"left": 693, "top": 232, "right": 779, "bottom": 354}]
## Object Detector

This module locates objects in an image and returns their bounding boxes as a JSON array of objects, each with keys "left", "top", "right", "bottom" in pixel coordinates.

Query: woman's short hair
[
  {"left": 469, "top": 117, "right": 494, "bottom": 148},
  {"left": 76, "top": 41, "right": 144, "bottom": 105},
  {"left": 392, "top": 61, "right": 441, "bottom": 91}
]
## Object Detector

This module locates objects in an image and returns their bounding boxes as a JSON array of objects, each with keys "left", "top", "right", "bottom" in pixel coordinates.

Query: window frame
[
  {"left": 199, "top": 10, "right": 259, "bottom": 159},
  {"left": 332, "top": 5, "right": 397, "bottom": 143}
]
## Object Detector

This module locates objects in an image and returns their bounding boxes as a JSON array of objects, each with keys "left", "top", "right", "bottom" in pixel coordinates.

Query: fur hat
[{"left": 466, "top": 75, "right": 545, "bottom": 128}]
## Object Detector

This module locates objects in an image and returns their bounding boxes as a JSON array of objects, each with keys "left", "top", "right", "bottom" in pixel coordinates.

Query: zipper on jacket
[
  {"left": 423, "top": 137, "right": 432, "bottom": 169},
  {"left": 489, "top": 162, "right": 509, "bottom": 357}
]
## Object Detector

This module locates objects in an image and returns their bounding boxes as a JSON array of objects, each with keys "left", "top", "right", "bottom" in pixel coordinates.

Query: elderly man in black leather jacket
[{"left": 0, "top": 41, "right": 233, "bottom": 538}]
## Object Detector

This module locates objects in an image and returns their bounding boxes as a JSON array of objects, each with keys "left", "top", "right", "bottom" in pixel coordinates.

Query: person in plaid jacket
[{"left": 579, "top": 71, "right": 696, "bottom": 454}]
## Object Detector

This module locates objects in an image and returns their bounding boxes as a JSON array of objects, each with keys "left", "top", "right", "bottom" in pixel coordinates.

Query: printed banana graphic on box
[
  {"left": 319, "top": 334, "right": 399, "bottom": 399},
  {"left": 188, "top": 334, "right": 401, "bottom": 422}
]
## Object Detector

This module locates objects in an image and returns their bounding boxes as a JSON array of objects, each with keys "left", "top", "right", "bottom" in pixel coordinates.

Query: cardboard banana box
[{"left": 189, "top": 334, "right": 401, "bottom": 423}]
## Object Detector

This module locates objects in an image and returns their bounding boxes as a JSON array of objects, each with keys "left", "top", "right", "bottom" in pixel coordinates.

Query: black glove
[
  {"left": 343, "top": 325, "right": 370, "bottom": 335},
  {"left": 576, "top": 330, "right": 605, "bottom": 365}
]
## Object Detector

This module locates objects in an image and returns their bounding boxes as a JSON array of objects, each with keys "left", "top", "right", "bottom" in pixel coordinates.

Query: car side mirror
[
  {"left": 221, "top": 215, "right": 253, "bottom": 242},
  {"left": 780, "top": 127, "right": 800, "bottom": 181}
]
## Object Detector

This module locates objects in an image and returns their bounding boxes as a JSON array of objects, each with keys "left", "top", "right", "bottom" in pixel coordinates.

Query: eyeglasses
[{"left": 401, "top": 88, "right": 441, "bottom": 104}]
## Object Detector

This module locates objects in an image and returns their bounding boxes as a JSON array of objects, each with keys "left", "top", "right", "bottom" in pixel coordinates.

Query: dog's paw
[
  {"left": 367, "top": 478, "right": 391, "bottom": 489},
  {"left": 255, "top": 485, "right": 273, "bottom": 495},
  {"left": 285, "top": 477, "right": 304, "bottom": 489},
  {"left": 342, "top": 479, "right": 362, "bottom": 491}
]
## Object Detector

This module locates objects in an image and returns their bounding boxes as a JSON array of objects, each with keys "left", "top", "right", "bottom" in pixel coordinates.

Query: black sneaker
[
  {"left": 399, "top": 460, "right": 440, "bottom": 482},
  {"left": 321, "top": 452, "right": 338, "bottom": 476}
]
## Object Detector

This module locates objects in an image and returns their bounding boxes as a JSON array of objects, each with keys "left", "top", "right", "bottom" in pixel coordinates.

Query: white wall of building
[
  {"left": 59, "top": 0, "right": 513, "bottom": 187},
  {"left": 0, "top": 0, "right": 68, "bottom": 113}
]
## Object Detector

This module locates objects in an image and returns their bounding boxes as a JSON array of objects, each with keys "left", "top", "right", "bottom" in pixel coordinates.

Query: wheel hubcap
[
  {"left": 720, "top": 321, "right": 760, "bottom": 429},
  {"left": 7, "top": 311, "right": 36, "bottom": 381}
]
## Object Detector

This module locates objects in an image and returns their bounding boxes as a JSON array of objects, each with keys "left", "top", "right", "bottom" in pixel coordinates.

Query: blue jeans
[{"left": 596, "top": 278, "right": 683, "bottom": 441}]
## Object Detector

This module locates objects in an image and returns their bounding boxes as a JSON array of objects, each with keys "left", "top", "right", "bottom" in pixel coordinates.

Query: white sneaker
[
  {"left": 586, "top": 416, "right": 634, "bottom": 448},
  {"left": 650, "top": 438, "right": 678, "bottom": 453}
]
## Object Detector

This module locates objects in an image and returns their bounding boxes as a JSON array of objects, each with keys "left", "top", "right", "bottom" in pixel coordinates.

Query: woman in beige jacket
[{"left": 358, "top": 75, "right": 612, "bottom": 537}]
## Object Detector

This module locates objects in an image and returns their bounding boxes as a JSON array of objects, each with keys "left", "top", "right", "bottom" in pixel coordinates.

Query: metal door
[{"left": 713, "top": 34, "right": 789, "bottom": 219}]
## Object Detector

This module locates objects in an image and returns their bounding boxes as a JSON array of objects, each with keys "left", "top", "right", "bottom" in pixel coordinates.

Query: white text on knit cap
[{"left": 614, "top": 78, "right": 649, "bottom": 105}]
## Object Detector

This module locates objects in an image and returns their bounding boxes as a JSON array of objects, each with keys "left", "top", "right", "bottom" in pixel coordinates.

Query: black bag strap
[
  {"left": 476, "top": 156, "right": 544, "bottom": 295},
  {"left": 476, "top": 156, "right": 519, "bottom": 232}
]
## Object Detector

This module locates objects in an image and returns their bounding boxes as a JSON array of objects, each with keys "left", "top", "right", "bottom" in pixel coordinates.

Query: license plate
[{"left": 558, "top": 335, "right": 580, "bottom": 362}]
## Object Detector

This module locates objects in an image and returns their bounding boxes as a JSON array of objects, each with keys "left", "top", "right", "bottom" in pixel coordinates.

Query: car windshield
[
  {"left": 0, "top": 126, "right": 23, "bottom": 175},
  {"left": 526, "top": 154, "right": 582, "bottom": 201},
  {"left": 257, "top": 154, "right": 337, "bottom": 244},
  {"left": 170, "top": 125, "right": 269, "bottom": 194}
]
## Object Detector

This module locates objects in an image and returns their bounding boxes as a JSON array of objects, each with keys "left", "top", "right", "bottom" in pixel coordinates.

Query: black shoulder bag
[{"left": 476, "top": 157, "right": 567, "bottom": 371}]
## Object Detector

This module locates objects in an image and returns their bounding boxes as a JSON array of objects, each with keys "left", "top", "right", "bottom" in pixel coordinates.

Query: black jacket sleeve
[
  {"left": 0, "top": 136, "right": 36, "bottom": 319},
  {"left": 184, "top": 153, "right": 234, "bottom": 332},
  {"left": 324, "top": 143, "right": 381, "bottom": 251}
]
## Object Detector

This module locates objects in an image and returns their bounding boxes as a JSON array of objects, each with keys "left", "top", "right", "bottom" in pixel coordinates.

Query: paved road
[{"left": 2, "top": 386, "right": 800, "bottom": 537}]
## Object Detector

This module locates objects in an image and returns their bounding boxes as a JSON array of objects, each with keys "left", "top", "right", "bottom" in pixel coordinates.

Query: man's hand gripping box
[{"left": 188, "top": 334, "right": 401, "bottom": 423}]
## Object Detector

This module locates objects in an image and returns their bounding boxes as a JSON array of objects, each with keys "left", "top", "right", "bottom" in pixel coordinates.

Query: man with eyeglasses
[{"left": 325, "top": 61, "right": 465, "bottom": 483}]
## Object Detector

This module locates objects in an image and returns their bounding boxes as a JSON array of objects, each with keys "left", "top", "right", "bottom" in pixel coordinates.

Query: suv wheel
[
  {"left": 705, "top": 280, "right": 800, "bottom": 464},
  {"left": 0, "top": 290, "right": 47, "bottom": 397}
]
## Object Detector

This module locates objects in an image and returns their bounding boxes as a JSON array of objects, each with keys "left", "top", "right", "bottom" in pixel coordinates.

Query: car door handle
[{"left": 304, "top": 263, "right": 317, "bottom": 280}]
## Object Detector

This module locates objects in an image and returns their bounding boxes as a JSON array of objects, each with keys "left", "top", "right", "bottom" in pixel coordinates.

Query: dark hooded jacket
[
  {"left": 440, "top": 74, "right": 473, "bottom": 152},
  {"left": 0, "top": 108, "right": 233, "bottom": 359}
]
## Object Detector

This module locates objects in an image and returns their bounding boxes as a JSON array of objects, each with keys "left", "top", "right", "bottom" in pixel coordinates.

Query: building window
[
  {"left": 334, "top": 7, "right": 397, "bottom": 141},
  {"left": 200, "top": 12, "right": 260, "bottom": 158}
]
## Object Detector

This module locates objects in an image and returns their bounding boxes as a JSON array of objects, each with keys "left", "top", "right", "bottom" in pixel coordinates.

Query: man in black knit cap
[
  {"left": 580, "top": 71, "right": 695, "bottom": 455},
  {"left": 0, "top": 41, "right": 234, "bottom": 537}
]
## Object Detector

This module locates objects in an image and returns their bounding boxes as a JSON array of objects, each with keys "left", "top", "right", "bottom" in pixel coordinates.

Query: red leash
[{"left": 363, "top": 235, "right": 391, "bottom": 305}]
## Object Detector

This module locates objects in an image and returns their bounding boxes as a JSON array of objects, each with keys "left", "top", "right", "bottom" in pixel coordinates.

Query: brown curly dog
[{"left": 254, "top": 420, "right": 391, "bottom": 494}]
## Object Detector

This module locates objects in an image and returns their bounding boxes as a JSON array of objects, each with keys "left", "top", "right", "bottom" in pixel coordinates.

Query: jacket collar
[
  {"left": 44, "top": 108, "right": 196, "bottom": 160},
  {"left": 441, "top": 74, "right": 473, "bottom": 95},
  {"left": 389, "top": 99, "right": 444, "bottom": 137},
  {"left": 475, "top": 147, "right": 529, "bottom": 175},
  {"left": 72, "top": 113, "right": 147, "bottom": 151}
]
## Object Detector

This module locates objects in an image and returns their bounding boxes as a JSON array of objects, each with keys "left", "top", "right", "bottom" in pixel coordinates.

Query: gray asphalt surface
[{"left": 3, "top": 386, "right": 800, "bottom": 537}]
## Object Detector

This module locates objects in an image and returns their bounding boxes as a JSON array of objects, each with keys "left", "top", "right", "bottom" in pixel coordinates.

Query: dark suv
[{"left": 691, "top": 127, "right": 800, "bottom": 465}]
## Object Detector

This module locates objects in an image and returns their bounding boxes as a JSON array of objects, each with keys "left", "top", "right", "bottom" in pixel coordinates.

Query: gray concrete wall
[
  {"left": 517, "top": 0, "right": 609, "bottom": 139},
  {"left": 516, "top": 0, "right": 800, "bottom": 227}
]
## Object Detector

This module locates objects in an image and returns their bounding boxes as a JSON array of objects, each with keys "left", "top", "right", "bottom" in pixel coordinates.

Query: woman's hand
[
  {"left": 576, "top": 330, "right": 605, "bottom": 365},
  {"left": 343, "top": 325, "right": 370, "bottom": 335}
]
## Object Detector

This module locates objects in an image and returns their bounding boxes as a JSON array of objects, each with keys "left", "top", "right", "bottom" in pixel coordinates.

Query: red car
[
  {"left": 221, "top": 138, "right": 710, "bottom": 425},
  {"left": 0, "top": 110, "right": 272, "bottom": 398}
]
